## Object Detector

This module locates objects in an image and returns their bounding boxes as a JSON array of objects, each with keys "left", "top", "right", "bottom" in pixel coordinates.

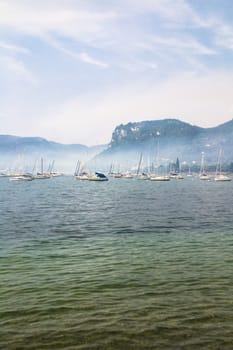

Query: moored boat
[
  {"left": 113, "top": 172, "right": 123, "bottom": 178},
  {"left": 88, "top": 172, "right": 108, "bottom": 181},
  {"left": 199, "top": 173, "right": 211, "bottom": 180},
  {"left": 75, "top": 172, "right": 90, "bottom": 180},
  {"left": 9, "top": 174, "right": 34, "bottom": 181},
  {"left": 199, "top": 152, "right": 211, "bottom": 180},
  {"left": 137, "top": 172, "right": 149, "bottom": 180},
  {"left": 122, "top": 172, "right": 134, "bottom": 179},
  {"left": 150, "top": 175, "right": 170, "bottom": 181},
  {"left": 214, "top": 148, "right": 231, "bottom": 181},
  {"left": 169, "top": 172, "right": 184, "bottom": 179},
  {"left": 214, "top": 174, "right": 231, "bottom": 181}
]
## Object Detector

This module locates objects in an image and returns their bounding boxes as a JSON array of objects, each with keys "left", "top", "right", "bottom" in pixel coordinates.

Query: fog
[{"left": 1, "top": 132, "right": 232, "bottom": 176}]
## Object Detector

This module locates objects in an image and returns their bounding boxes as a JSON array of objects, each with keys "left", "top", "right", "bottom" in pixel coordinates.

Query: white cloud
[
  {"left": 0, "top": 1, "right": 117, "bottom": 68},
  {"left": 1, "top": 0, "right": 233, "bottom": 145},
  {"left": 150, "top": 35, "right": 216, "bottom": 55},
  {"left": 43, "top": 36, "right": 109, "bottom": 68},
  {"left": 0, "top": 41, "right": 30, "bottom": 54},
  {"left": 120, "top": 0, "right": 207, "bottom": 27},
  {"left": 79, "top": 52, "right": 109, "bottom": 68},
  {"left": 0, "top": 55, "right": 37, "bottom": 84},
  {"left": 0, "top": 0, "right": 117, "bottom": 39},
  {"left": 0, "top": 0, "right": 219, "bottom": 71},
  {"left": 214, "top": 22, "right": 233, "bottom": 50}
]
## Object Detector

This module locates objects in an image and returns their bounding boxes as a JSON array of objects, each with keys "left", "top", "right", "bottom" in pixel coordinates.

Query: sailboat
[
  {"left": 122, "top": 161, "right": 134, "bottom": 178},
  {"left": 186, "top": 166, "right": 193, "bottom": 177},
  {"left": 112, "top": 163, "right": 123, "bottom": 178},
  {"left": 150, "top": 132, "right": 170, "bottom": 181},
  {"left": 88, "top": 172, "right": 108, "bottom": 181},
  {"left": 74, "top": 160, "right": 90, "bottom": 180},
  {"left": 150, "top": 173, "right": 170, "bottom": 181},
  {"left": 122, "top": 172, "right": 134, "bottom": 179},
  {"left": 48, "top": 160, "right": 63, "bottom": 177},
  {"left": 9, "top": 174, "right": 34, "bottom": 181},
  {"left": 214, "top": 149, "right": 231, "bottom": 181},
  {"left": 199, "top": 152, "right": 211, "bottom": 180},
  {"left": 33, "top": 158, "right": 51, "bottom": 179},
  {"left": 169, "top": 158, "right": 184, "bottom": 179},
  {"left": 136, "top": 153, "right": 149, "bottom": 180},
  {"left": 8, "top": 157, "right": 34, "bottom": 181}
]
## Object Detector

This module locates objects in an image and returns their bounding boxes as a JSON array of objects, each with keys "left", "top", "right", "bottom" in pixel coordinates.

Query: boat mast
[
  {"left": 74, "top": 160, "right": 80, "bottom": 176},
  {"left": 216, "top": 148, "right": 222, "bottom": 176},
  {"left": 156, "top": 131, "right": 160, "bottom": 175},
  {"left": 41, "top": 157, "right": 44, "bottom": 175},
  {"left": 200, "top": 152, "right": 205, "bottom": 175},
  {"left": 136, "top": 153, "right": 143, "bottom": 176}
]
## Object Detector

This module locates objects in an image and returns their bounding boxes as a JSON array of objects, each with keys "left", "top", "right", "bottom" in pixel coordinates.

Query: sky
[{"left": 1, "top": 0, "right": 233, "bottom": 145}]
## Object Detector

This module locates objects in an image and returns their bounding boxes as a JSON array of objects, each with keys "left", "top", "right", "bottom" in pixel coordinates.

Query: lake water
[{"left": 1, "top": 176, "right": 233, "bottom": 349}]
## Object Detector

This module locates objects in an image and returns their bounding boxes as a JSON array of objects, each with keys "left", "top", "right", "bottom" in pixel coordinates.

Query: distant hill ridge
[
  {"left": 110, "top": 119, "right": 202, "bottom": 147},
  {"left": 1, "top": 118, "right": 233, "bottom": 169},
  {"left": 0, "top": 134, "right": 106, "bottom": 172},
  {"left": 98, "top": 118, "right": 233, "bottom": 164},
  {"left": 0, "top": 134, "right": 87, "bottom": 152}
]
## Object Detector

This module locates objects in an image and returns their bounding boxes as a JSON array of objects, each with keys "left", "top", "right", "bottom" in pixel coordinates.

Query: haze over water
[{"left": 1, "top": 176, "right": 233, "bottom": 349}]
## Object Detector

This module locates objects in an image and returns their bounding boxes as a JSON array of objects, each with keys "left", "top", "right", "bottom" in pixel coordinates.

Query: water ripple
[{"left": 1, "top": 177, "right": 233, "bottom": 349}]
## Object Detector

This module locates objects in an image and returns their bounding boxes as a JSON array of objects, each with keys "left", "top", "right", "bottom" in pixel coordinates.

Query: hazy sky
[{"left": 1, "top": 0, "right": 233, "bottom": 145}]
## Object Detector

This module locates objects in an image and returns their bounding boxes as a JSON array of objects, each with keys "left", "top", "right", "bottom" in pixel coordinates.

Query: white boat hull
[
  {"left": 9, "top": 175, "right": 34, "bottom": 181},
  {"left": 88, "top": 177, "right": 108, "bottom": 181},
  {"left": 214, "top": 175, "right": 231, "bottom": 181},
  {"left": 150, "top": 176, "right": 170, "bottom": 181}
]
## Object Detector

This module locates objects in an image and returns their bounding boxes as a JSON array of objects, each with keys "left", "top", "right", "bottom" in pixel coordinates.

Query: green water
[{"left": 0, "top": 177, "right": 233, "bottom": 349}]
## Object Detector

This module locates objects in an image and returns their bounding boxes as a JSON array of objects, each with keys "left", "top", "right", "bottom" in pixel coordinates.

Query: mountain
[
  {"left": 2, "top": 118, "right": 233, "bottom": 173},
  {"left": 97, "top": 118, "right": 233, "bottom": 168},
  {"left": 0, "top": 135, "right": 88, "bottom": 153},
  {"left": 0, "top": 135, "right": 106, "bottom": 173}
]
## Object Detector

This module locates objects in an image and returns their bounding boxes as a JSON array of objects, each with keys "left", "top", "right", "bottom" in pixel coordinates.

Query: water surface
[{"left": 1, "top": 177, "right": 233, "bottom": 349}]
